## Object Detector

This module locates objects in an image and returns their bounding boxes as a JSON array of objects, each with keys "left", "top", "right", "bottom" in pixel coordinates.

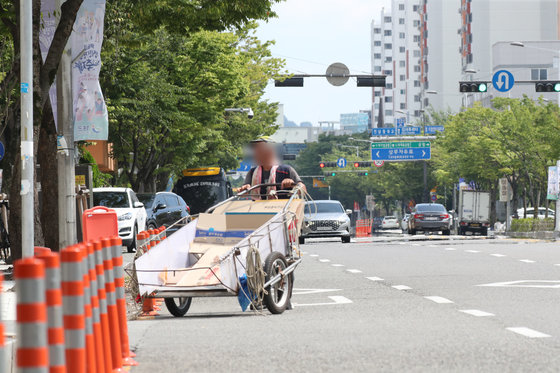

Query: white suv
[{"left": 93, "top": 187, "right": 147, "bottom": 252}]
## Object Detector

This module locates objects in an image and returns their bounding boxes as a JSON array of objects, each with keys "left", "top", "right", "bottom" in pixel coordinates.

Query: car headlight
[
  {"left": 118, "top": 212, "right": 133, "bottom": 221},
  {"left": 339, "top": 218, "right": 349, "bottom": 223}
]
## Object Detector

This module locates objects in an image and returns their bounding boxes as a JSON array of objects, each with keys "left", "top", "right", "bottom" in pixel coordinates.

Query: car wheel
[
  {"left": 164, "top": 297, "right": 192, "bottom": 317},
  {"left": 481, "top": 228, "right": 488, "bottom": 236},
  {"left": 148, "top": 223, "right": 157, "bottom": 231},
  {"left": 342, "top": 236, "right": 351, "bottom": 243},
  {"left": 442, "top": 229, "right": 451, "bottom": 236},
  {"left": 299, "top": 236, "right": 305, "bottom": 245},
  {"left": 127, "top": 225, "right": 137, "bottom": 253}
]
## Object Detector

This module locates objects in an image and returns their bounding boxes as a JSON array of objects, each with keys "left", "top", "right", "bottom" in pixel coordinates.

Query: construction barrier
[
  {"left": 36, "top": 251, "right": 66, "bottom": 373},
  {"left": 15, "top": 257, "right": 49, "bottom": 373},
  {"left": 355, "top": 219, "right": 373, "bottom": 238}
]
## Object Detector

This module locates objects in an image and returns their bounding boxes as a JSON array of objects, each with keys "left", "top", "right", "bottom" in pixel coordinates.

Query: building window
[
  {"left": 374, "top": 41, "right": 381, "bottom": 46},
  {"left": 399, "top": 4, "right": 405, "bottom": 11},
  {"left": 413, "top": 35, "right": 420, "bottom": 42},
  {"left": 384, "top": 70, "right": 393, "bottom": 76},
  {"left": 531, "top": 68, "right": 547, "bottom": 81},
  {"left": 400, "top": 75, "right": 406, "bottom": 81},
  {"left": 413, "top": 5, "right": 419, "bottom": 11},
  {"left": 386, "top": 83, "right": 393, "bottom": 89},
  {"left": 385, "top": 97, "right": 393, "bottom": 103},
  {"left": 374, "top": 53, "right": 382, "bottom": 59},
  {"left": 374, "top": 103, "right": 380, "bottom": 109},
  {"left": 413, "top": 50, "right": 421, "bottom": 57},
  {"left": 399, "top": 61, "right": 406, "bottom": 67},
  {"left": 384, "top": 43, "right": 392, "bottom": 49},
  {"left": 384, "top": 16, "right": 392, "bottom": 23},
  {"left": 413, "top": 20, "right": 420, "bottom": 27},
  {"left": 400, "top": 89, "right": 406, "bottom": 95},
  {"left": 385, "top": 56, "right": 392, "bottom": 63},
  {"left": 399, "top": 32, "right": 405, "bottom": 39},
  {"left": 374, "top": 66, "right": 382, "bottom": 72},
  {"left": 374, "top": 28, "right": 381, "bottom": 34},
  {"left": 374, "top": 91, "right": 381, "bottom": 97},
  {"left": 414, "top": 80, "right": 421, "bottom": 87},
  {"left": 386, "top": 110, "right": 393, "bottom": 116},
  {"left": 414, "top": 110, "right": 421, "bottom": 117},
  {"left": 414, "top": 65, "right": 421, "bottom": 72},
  {"left": 400, "top": 103, "right": 406, "bottom": 110},
  {"left": 414, "top": 95, "right": 421, "bottom": 102},
  {"left": 384, "top": 30, "right": 392, "bottom": 36},
  {"left": 399, "top": 47, "right": 406, "bottom": 53},
  {"left": 399, "top": 18, "right": 405, "bottom": 24}
]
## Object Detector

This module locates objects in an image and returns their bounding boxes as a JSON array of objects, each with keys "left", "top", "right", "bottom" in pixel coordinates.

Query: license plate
[
  {"left": 470, "top": 223, "right": 480, "bottom": 227},
  {"left": 424, "top": 217, "right": 438, "bottom": 221},
  {"left": 317, "top": 226, "right": 332, "bottom": 231}
]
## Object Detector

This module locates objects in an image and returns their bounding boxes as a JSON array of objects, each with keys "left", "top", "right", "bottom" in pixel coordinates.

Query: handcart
[{"left": 132, "top": 183, "right": 307, "bottom": 316}]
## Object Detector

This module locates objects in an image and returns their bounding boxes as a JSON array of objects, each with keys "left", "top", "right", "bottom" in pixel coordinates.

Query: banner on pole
[
  {"left": 39, "top": 0, "right": 59, "bottom": 128},
  {"left": 71, "top": 0, "right": 109, "bottom": 141},
  {"left": 547, "top": 166, "right": 558, "bottom": 200}
]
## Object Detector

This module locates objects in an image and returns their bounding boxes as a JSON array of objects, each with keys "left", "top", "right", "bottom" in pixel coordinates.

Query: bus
[{"left": 173, "top": 167, "right": 233, "bottom": 215}]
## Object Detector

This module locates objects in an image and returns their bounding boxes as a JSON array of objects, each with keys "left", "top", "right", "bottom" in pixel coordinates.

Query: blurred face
[{"left": 252, "top": 142, "right": 276, "bottom": 166}]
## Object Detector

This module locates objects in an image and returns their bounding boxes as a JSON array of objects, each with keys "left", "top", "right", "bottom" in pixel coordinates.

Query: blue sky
[{"left": 256, "top": 0, "right": 392, "bottom": 126}]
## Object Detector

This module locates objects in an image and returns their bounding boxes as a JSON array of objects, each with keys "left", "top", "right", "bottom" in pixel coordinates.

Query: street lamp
[
  {"left": 224, "top": 107, "right": 254, "bottom": 119},
  {"left": 337, "top": 144, "right": 360, "bottom": 157}
]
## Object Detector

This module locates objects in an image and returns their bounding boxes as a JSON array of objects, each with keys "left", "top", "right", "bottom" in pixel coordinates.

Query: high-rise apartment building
[{"left": 371, "top": 0, "right": 423, "bottom": 128}]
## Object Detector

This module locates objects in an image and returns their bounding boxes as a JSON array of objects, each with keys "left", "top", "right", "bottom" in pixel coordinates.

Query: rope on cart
[{"left": 246, "top": 245, "right": 267, "bottom": 308}]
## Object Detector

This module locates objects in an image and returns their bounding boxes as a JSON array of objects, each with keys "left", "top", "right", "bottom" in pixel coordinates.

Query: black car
[
  {"left": 371, "top": 217, "right": 384, "bottom": 233},
  {"left": 137, "top": 192, "right": 191, "bottom": 235}
]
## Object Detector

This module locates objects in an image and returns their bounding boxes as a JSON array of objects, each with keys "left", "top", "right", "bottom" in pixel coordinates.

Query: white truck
[{"left": 458, "top": 190, "right": 491, "bottom": 236}]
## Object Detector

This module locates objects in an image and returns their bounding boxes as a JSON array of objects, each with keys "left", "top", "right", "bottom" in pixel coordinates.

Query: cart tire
[
  {"left": 299, "top": 236, "right": 305, "bottom": 245},
  {"left": 263, "top": 252, "right": 293, "bottom": 315},
  {"left": 164, "top": 297, "right": 192, "bottom": 317}
]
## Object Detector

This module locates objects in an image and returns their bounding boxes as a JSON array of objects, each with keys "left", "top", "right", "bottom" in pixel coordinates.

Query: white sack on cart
[
  {"left": 136, "top": 219, "right": 196, "bottom": 295},
  {"left": 219, "top": 212, "right": 288, "bottom": 291}
]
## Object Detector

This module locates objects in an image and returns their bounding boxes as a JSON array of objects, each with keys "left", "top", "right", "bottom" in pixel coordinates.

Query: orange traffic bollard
[
  {"left": 111, "top": 237, "right": 138, "bottom": 366},
  {"left": 93, "top": 240, "right": 113, "bottom": 373},
  {"left": 86, "top": 242, "right": 106, "bottom": 373},
  {"left": 15, "top": 257, "right": 49, "bottom": 373},
  {"left": 77, "top": 245, "right": 97, "bottom": 373},
  {"left": 36, "top": 251, "right": 67, "bottom": 373}
]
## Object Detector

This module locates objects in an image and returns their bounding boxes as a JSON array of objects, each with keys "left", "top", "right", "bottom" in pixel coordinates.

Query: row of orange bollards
[
  {"left": 12, "top": 237, "right": 137, "bottom": 372},
  {"left": 355, "top": 219, "right": 373, "bottom": 237},
  {"left": 136, "top": 227, "right": 166, "bottom": 318}
]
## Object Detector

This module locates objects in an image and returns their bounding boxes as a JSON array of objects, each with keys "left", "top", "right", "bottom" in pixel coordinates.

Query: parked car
[
  {"left": 514, "top": 207, "right": 555, "bottom": 220},
  {"left": 382, "top": 216, "right": 400, "bottom": 230},
  {"left": 300, "top": 200, "right": 352, "bottom": 244},
  {"left": 137, "top": 192, "right": 191, "bottom": 235},
  {"left": 408, "top": 203, "right": 451, "bottom": 235},
  {"left": 372, "top": 217, "right": 384, "bottom": 232},
  {"left": 401, "top": 214, "right": 410, "bottom": 233},
  {"left": 93, "top": 187, "right": 147, "bottom": 252}
]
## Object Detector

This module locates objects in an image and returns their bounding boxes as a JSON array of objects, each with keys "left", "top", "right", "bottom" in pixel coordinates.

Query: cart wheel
[
  {"left": 164, "top": 297, "right": 192, "bottom": 317},
  {"left": 263, "top": 252, "right": 293, "bottom": 315}
]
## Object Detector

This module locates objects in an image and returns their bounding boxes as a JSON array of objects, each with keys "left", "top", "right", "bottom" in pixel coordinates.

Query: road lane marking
[
  {"left": 478, "top": 280, "right": 560, "bottom": 288},
  {"left": 347, "top": 269, "right": 362, "bottom": 274},
  {"left": 519, "top": 259, "right": 535, "bottom": 263},
  {"left": 399, "top": 242, "right": 407, "bottom": 245},
  {"left": 445, "top": 248, "right": 456, "bottom": 251},
  {"left": 309, "top": 254, "right": 319, "bottom": 257},
  {"left": 424, "top": 296, "right": 454, "bottom": 304},
  {"left": 319, "top": 259, "right": 331, "bottom": 263},
  {"left": 554, "top": 264, "right": 560, "bottom": 267},
  {"left": 465, "top": 250, "right": 480, "bottom": 253},
  {"left": 331, "top": 264, "right": 345, "bottom": 267},
  {"left": 366, "top": 277, "right": 384, "bottom": 282},
  {"left": 293, "top": 295, "right": 352, "bottom": 307},
  {"left": 491, "top": 254, "right": 506, "bottom": 257},
  {"left": 429, "top": 245, "right": 438, "bottom": 248},
  {"left": 292, "top": 288, "right": 341, "bottom": 295},
  {"left": 411, "top": 244, "right": 421, "bottom": 247},
  {"left": 506, "top": 327, "right": 551, "bottom": 338},
  {"left": 460, "top": 309, "right": 494, "bottom": 317},
  {"left": 392, "top": 285, "right": 412, "bottom": 290}
]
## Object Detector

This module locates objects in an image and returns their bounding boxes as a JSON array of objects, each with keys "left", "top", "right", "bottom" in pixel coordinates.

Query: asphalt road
[{"left": 127, "top": 235, "right": 560, "bottom": 372}]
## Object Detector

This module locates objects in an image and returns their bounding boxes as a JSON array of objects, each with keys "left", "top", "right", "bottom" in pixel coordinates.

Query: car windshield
[
  {"left": 305, "top": 202, "right": 344, "bottom": 214},
  {"left": 416, "top": 204, "right": 446, "bottom": 213},
  {"left": 385, "top": 216, "right": 396, "bottom": 219},
  {"left": 93, "top": 192, "right": 130, "bottom": 208},
  {"left": 137, "top": 194, "right": 155, "bottom": 209}
]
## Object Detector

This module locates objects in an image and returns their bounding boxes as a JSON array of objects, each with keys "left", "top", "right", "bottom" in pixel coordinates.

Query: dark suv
[
  {"left": 137, "top": 192, "right": 190, "bottom": 235},
  {"left": 408, "top": 203, "right": 451, "bottom": 235}
]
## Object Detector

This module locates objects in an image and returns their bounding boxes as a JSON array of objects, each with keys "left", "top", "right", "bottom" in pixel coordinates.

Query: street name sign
[
  {"left": 493, "top": 70, "right": 515, "bottom": 92},
  {"left": 372, "top": 127, "right": 422, "bottom": 136},
  {"left": 371, "top": 141, "right": 431, "bottom": 161},
  {"left": 372, "top": 128, "right": 396, "bottom": 136},
  {"left": 424, "top": 125, "right": 445, "bottom": 135}
]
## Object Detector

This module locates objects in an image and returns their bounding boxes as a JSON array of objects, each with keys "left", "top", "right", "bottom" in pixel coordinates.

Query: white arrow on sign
[
  {"left": 422, "top": 150, "right": 426, "bottom": 157},
  {"left": 496, "top": 72, "right": 509, "bottom": 90},
  {"left": 376, "top": 151, "right": 380, "bottom": 158}
]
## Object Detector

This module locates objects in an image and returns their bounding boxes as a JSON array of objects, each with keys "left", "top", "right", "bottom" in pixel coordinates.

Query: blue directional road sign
[
  {"left": 396, "top": 118, "right": 406, "bottom": 128},
  {"left": 236, "top": 161, "right": 252, "bottom": 172},
  {"left": 493, "top": 70, "right": 515, "bottom": 92},
  {"left": 371, "top": 142, "right": 431, "bottom": 162},
  {"left": 337, "top": 157, "right": 347, "bottom": 168},
  {"left": 372, "top": 128, "right": 396, "bottom": 136},
  {"left": 425, "top": 125, "right": 445, "bottom": 135},
  {"left": 397, "top": 126, "right": 421, "bottom": 136},
  {"left": 0, "top": 141, "right": 5, "bottom": 161}
]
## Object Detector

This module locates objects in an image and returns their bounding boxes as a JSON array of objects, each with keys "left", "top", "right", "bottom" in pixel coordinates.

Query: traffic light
[
  {"left": 459, "top": 82, "right": 489, "bottom": 93},
  {"left": 275, "top": 77, "right": 304, "bottom": 87},
  {"left": 353, "top": 161, "right": 372, "bottom": 168},
  {"left": 319, "top": 161, "right": 337, "bottom": 168},
  {"left": 358, "top": 172, "right": 369, "bottom": 176},
  {"left": 324, "top": 171, "right": 337, "bottom": 177},
  {"left": 535, "top": 81, "right": 560, "bottom": 93},
  {"left": 356, "top": 76, "right": 386, "bottom": 87}
]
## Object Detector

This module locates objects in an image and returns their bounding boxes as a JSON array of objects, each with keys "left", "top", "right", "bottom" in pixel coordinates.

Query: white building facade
[{"left": 371, "top": 0, "right": 423, "bottom": 128}]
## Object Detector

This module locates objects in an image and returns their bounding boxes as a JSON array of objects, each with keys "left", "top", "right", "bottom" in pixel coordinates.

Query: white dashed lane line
[
  {"left": 465, "top": 250, "right": 480, "bottom": 253},
  {"left": 445, "top": 248, "right": 456, "bottom": 251},
  {"left": 424, "top": 296, "right": 454, "bottom": 304},
  {"left": 392, "top": 285, "right": 412, "bottom": 290},
  {"left": 346, "top": 269, "right": 362, "bottom": 274},
  {"left": 411, "top": 244, "right": 421, "bottom": 247},
  {"left": 366, "top": 277, "right": 384, "bottom": 282},
  {"left": 331, "top": 264, "right": 344, "bottom": 267},
  {"left": 319, "top": 259, "right": 331, "bottom": 263},
  {"left": 491, "top": 254, "right": 506, "bottom": 257},
  {"left": 460, "top": 309, "right": 494, "bottom": 317},
  {"left": 506, "top": 327, "right": 551, "bottom": 338},
  {"left": 519, "top": 259, "right": 535, "bottom": 263},
  {"left": 309, "top": 254, "right": 319, "bottom": 257}
]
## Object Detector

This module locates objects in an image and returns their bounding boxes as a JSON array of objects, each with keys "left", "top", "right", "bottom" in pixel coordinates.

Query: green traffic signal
[
  {"left": 555, "top": 83, "right": 560, "bottom": 92},
  {"left": 478, "top": 83, "right": 488, "bottom": 92},
  {"left": 331, "top": 172, "right": 336, "bottom": 177}
]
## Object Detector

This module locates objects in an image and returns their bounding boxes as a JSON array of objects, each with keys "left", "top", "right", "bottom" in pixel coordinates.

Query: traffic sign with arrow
[{"left": 493, "top": 70, "right": 515, "bottom": 92}]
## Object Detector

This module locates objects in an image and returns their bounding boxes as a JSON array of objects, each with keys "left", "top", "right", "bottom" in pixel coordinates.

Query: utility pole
[
  {"left": 57, "top": 0, "right": 77, "bottom": 248},
  {"left": 556, "top": 160, "right": 560, "bottom": 233},
  {"left": 20, "top": 0, "right": 34, "bottom": 258}
]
